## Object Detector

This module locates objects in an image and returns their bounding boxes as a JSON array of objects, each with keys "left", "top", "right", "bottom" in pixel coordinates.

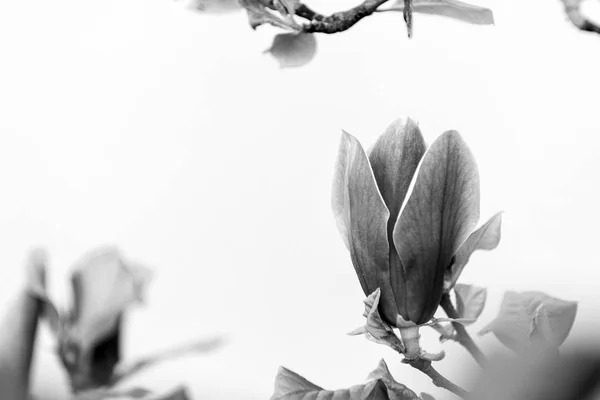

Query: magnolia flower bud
[{"left": 333, "top": 117, "right": 499, "bottom": 326}]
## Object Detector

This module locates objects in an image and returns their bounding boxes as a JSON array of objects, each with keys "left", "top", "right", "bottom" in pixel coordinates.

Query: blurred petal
[
  {"left": 445, "top": 212, "right": 502, "bottom": 290},
  {"left": 332, "top": 131, "right": 398, "bottom": 323},
  {"left": 0, "top": 251, "right": 46, "bottom": 400},
  {"left": 69, "top": 247, "right": 152, "bottom": 352},
  {"left": 394, "top": 131, "right": 480, "bottom": 323}
]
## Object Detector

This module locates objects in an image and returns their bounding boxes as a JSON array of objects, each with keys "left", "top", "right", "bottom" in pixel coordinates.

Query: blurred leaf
[
  {"left": 445, "top": 212, "right": 503, "bottom": 290},
  {"left": 479, "top": 291, "right": 577, "bottom": 355},
  {"left": 384, "top": 0, "right": 494, "bottom": 25},
  {"left": 270, "top": 362, "right": 419, "bottom": 400},
  {"left": 454, "top": 283, "right": 487, "bottom": 323},
  {"left": 188, "top": 0, "right": 242, "bottom": 13},
  {"left": 265, "top": 32, "right": 317, "bottom": 68},
  {"left": 420, "top": 394, "right": 435, "bottom": 400}
]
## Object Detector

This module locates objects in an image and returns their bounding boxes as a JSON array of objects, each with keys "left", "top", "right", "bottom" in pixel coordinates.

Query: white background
[{"left": 1, "top": 0, "right": 600, "bottom": 399}]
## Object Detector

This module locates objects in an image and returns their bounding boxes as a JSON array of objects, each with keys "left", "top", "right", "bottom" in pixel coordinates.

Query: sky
[{"left": 1, "top": 0, "right": 600, "bottom": 399}]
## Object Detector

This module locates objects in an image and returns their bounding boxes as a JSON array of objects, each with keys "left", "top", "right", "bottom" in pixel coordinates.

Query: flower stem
[
  {"left": 406, "top": 358, "right": 468, "bottom": 398},
  {"left": 440, "top": 293, "right": 486, "bottom": 368}
]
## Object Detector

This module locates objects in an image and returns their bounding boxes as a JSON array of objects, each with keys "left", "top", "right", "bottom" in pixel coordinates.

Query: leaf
[
  {"left": 384, "top": 0, "right": 494, "bottom": 25},
  {"left": 454, "top": 283, "right": 487, "bottom": 323},
  {"left": 188, "top": 0, "right": 242, "bottom": 14},
  {"left": 420, "top": 394, "right": 435, "bottom": 400},
  {"left": 444, "top": 212, "right": 502, "bottom": 290},
  {"left": 265, "top": 33, "right": 317, "bottom": 68},
  {"left": 271, "top": 362, "right": 419, "bottom": 400},
  {"left": 479, "top": 291, "right": 577, "bottom": 355},
  {"left": 366, "top": 359, "right": 420, "bottom": 400}
]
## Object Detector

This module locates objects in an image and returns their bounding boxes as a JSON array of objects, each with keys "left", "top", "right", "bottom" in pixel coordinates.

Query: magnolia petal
[
  {"left": 368, "top": 117, "right": 427, "bottom": 232},
  {"left": 332, "top": 131, "right": 398, "bottom": 323},
  {"left": 394, "top": 131, "right": 480, "bottom": 324},
  {"left": 69, "top": 247, "right": 152, "bottom": 352},
  {"left": 367, "top": 118, "right": 426, "bottom": 316},
  {"left": 445, "top": 212, "right": 502, "bottom": 290}
]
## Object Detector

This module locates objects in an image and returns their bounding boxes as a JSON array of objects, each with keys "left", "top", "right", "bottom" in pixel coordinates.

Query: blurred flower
[
  {"left": 33, "top": 247, "right": 152, "bottom": 392},
  {"left": 333, "top": 117, "right": 499, "bottom": 326},
  {"left": 0, "top": 249, "right": 47, "bottom": 400}
]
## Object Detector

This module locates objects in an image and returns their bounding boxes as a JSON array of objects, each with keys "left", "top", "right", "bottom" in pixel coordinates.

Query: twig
[
  {"left": 298, "top": 0, "right": 393, "bottom": 34},
  {"left": 562, "top": 0, "right": 600, "bottom": 34},
  {"left": 406, "top": 358, "right": 468, "bottom": 398},
  {"left": 440, "top": 293, "right": 486, "bottom": 368}
]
